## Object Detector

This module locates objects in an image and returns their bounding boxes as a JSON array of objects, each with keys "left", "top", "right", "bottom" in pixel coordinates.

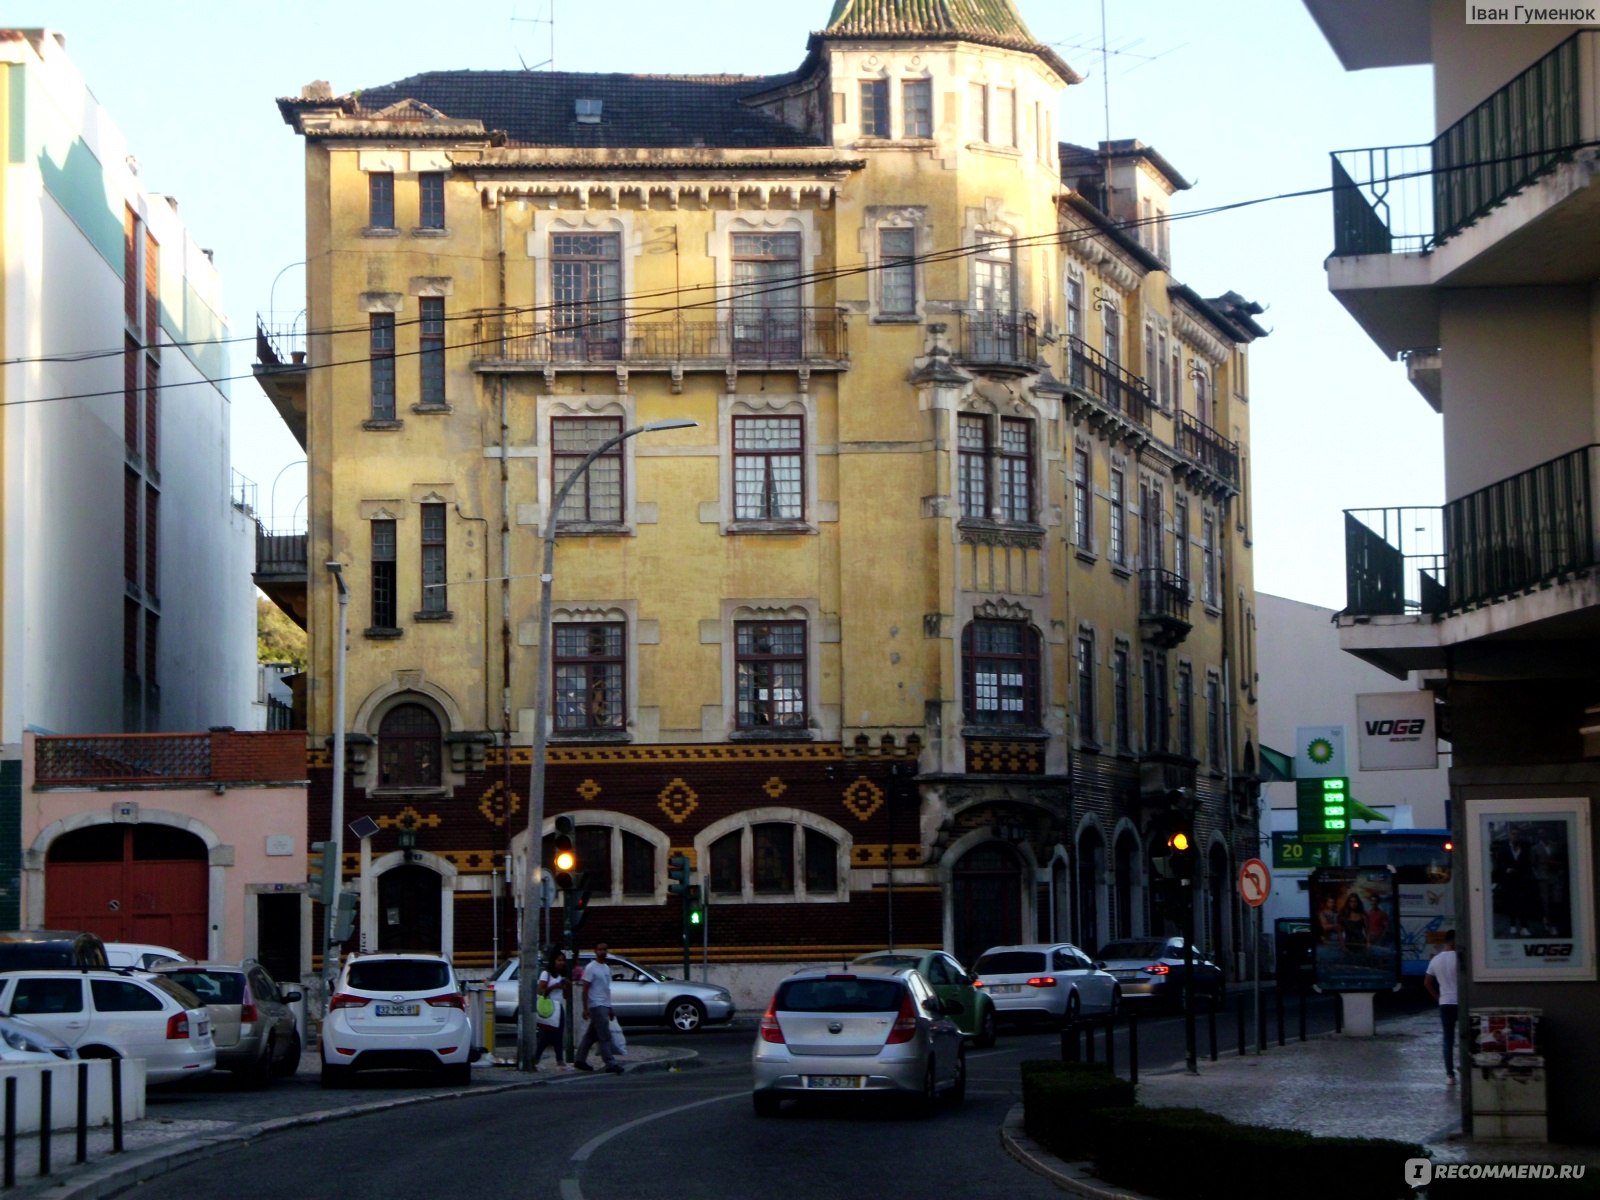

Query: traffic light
[
  {"left": 332, "top": 891, "right": 357, "bottom": 943},
  {"left": 686, "top": 884, "right": 704, "bottom": 928},
  {"left": 667, "top": 853, "right": 691, "bottom": 896},
  {"left": 563, "top": 874, "right": 591, "bottom": 935},
  {"left": 1167, "top": 814, "right": 1197, "bottom": 882},
  {"left": 309, "top": 840, "right": 338, "bottom": 907},
  {"left": 552, "top": 815, "right": 577, "bottom": 890}
]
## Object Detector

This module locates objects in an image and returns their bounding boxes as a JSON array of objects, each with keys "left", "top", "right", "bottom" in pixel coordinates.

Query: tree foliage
[{"left": 257, "top": 597, "right": 307, "bottom": 669}]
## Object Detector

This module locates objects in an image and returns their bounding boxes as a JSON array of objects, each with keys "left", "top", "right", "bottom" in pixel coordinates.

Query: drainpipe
[{"left": 496, "top": 200, "right": 514, "bottom": 970}]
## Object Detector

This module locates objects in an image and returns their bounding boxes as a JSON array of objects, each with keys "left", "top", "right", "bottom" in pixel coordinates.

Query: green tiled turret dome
[{"left": 825, "top": 0, "right": 1037, "bottom": 44}]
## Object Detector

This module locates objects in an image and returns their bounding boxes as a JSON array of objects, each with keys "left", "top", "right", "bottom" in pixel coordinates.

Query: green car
[{"left": 851, "top": 950, "right": 997, "bottom": 1047}]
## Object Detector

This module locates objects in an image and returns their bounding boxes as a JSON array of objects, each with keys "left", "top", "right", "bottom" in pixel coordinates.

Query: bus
[{"left": 1346, "top": 829, "right": 1454, "bottom": 979}]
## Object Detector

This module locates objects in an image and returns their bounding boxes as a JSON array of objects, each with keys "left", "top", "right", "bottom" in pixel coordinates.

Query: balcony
[
  {"left": 255, "top": 523, "right": 308, "bottom": 630},
  {"left": 471, "top": 308, "right": 848, "bottom": 376},
  {"left": 1176, "top": 411, "right": 1240, "bottom": 492},
  {"left": 955, "top": 311, "right": 1038, "bottom": 372},
  {"left": 1138, "top": 566, "right": 1192, "bottom": 648},
  {"left": 251, "top": 318, "right": 308, "bottom": 451},
  {"left": 1064, "top": 336, "right": 1154, "bottom": 435}
]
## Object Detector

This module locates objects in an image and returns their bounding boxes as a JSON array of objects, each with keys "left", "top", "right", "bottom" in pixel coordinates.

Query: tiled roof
[
  {"left": 821, "top": 0, "right": 1078, "bottom": 81},
  {"left": 346, "top": 70, "right": 823, "bottom": 149}
]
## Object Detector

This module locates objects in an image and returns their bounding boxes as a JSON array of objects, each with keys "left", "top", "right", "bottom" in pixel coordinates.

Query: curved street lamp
[{"left": 516, "top": 418, "right": 696, "bottom": 1069}]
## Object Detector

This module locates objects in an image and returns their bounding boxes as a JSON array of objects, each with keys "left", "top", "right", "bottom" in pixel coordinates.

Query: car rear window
[
  {"left": 1099, "top": 940, "right": 1168, "bottom": 959},
  {"left": 775, "top": 977, "right": 904, "bottom": 1014},
  {"left": 0, "top": 946, "right": 74, "bottom": 969},
  {"left": 853, "top": 954, "right": 919, "bottom": 969},
  {"left": 347, "top": 960, "right": 450, "bottom": 993},
  {"left": 164, "top": 971, "right": 245, "bottom": 1004},
  {"left": 976, "top": 951, "right": 1045, "bottom": 975},
  {"left": 147, "top": 976, "right": 203, "bottom": 1008}
]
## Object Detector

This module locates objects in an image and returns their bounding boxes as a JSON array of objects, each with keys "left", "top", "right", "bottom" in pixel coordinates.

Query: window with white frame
[
  {"left": 902, "top": 79, "right": 932, "bottom": 138},
  {"left": 703, "top": 816, "right": 845, "bottom": 901},
  {"left": 733, "top": 416, "right": 804, "bottom": 521},
  {"left": 969, "top": 82, "right": 989, "bottom": 141},
  {"left": 860, "top": 79, "right": 889, "bottom": 138},
  {"left": 879, "top": 227, "right": 916, "bottom": 316},
  {"left": 996, "top": 87, "right": 1017, "bottom": 146}
]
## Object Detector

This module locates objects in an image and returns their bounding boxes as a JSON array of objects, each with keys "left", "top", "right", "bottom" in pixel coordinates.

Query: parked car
[
  {"left": 150, "top": 960, "right": 301, "bottom": 1085},
  {"left": 973, "top": 943, "right": 1120, "bottom": 1027},
  {"left": 0, "top": 1013, "right": 77, "bottom": 1063},
  {"left": 320, "top": 953, "right": 471, "bottom": 1088},
  {"left": 0, "top": 969, "right": 213, "bottom": 1084},
  {"left": 850, "top": 950, "right": 997, "bottom": 1047},
  {"left": 0, "top": 931, "right": 107, "bottom": 971},
  {"left": 751, "top": 965, "right": 965, "bottom": 1117},
  {"left": 491, "top": 953, "right": 735, "bottom": 1032},
  {"left": 1095, "top": 938, "right": 1225, "bottom": 1010},
  {"left": 104, "top": 943, "right": 191, "bottom": 970}
]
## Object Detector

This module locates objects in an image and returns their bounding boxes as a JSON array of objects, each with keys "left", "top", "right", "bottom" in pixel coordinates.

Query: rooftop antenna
[{"left": 512, "top": 0, "right": 555, "bottom": 71}]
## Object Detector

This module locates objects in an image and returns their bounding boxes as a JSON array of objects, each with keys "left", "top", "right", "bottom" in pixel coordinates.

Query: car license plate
[
  {"left": 375, "top": 1003, "right": 420, "bottom": 1017},
  {"left": 1112, "top": 970, "right": 1139, "bottom": 979},
  {"left": 805, "top": 1075, "right": 863, "bottom": 1090},
  {"left": 994, "top": 984, "right": 1021, "bottom": 994}
]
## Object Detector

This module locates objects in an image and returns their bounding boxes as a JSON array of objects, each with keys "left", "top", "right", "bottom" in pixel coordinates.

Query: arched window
[
  {"left": 539, "top": 819, "right": 663, "bottom": 903},
  {"left": 962, "top": 620, "right": 1041, "bottom": 727},
  {"left": 701, "top": 813, "right": 846, "bottom": 902},
  {"left": 378, "top": 703, "right": 441, "bottom": 788}
]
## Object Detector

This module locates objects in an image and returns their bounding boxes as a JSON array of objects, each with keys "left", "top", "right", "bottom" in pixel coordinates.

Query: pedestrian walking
[
  {"left": 1423, "top": 930, "right": 1459, "bottom": 1081},
  {"left": 574, "top": 942, "right": 624, "bottom": 1075},
  {"left": 533, "top": 948, "right": 569, "bottom": 1071}
]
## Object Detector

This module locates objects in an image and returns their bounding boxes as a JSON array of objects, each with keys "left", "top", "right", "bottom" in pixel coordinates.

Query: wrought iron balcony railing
[
  {"left": 956, "top": 311, "right": 1038, "bottom": 368},
  {"left": 1344, "top": 444, "right": 1600, "bottom": 617},
  {"left": 1330, "top": 31, "right": 1593, "bottom": 257},
  {"left": 254, "top": 316, "right": 307, "bottom": 369},
  {"left": 1139, "top": 566, "right": 1193, "bottom": 624},
  {"left": 1178, "top": 411, "right": 1240, "bottom": 487},
  {"left": 1065, "top": 336, "right": 1154, "bottom": 428},
  {"left": 472, "top": 307, "right": 848, "bottom": 366}
]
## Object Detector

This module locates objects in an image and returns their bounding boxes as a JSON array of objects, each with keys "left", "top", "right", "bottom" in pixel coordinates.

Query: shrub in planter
[{"left": 1019, "top": 1061, "right": 1135, "bottom": 1161}]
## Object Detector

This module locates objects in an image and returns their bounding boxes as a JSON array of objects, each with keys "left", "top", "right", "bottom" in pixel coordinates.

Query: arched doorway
[
  {"left": 1113, "top": 830, "right": 1139, "bottom": 939},
  {"left": 1076, "top": 826, "right": 1105, "bottom": 954},
  {"left": 46, "top": 824, "right": 208, "bottom": 957},
  {"left": 377, "top": 864, "right": 442, "bottom": 952},
  {"left": 952, "top": 843, "right": 1023, "bottom": 968}
]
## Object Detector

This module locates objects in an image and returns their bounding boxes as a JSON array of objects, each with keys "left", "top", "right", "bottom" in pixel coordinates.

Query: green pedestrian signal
[{"left": 687, "top": 884, "right": 704, "bottom": 927}]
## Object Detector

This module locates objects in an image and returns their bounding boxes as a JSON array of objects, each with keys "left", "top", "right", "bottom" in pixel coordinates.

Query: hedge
[{"left": 1018, "top": 1060, "right": 1135, "bottom": 1161}]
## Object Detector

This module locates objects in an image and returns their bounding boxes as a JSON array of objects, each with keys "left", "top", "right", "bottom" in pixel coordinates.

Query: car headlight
[{"left": 1, "top": 1028, "right": 49, "bottom": 1054}]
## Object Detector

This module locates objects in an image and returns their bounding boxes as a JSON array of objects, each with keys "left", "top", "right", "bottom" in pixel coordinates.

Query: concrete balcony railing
[{"left": 1344, "top": 444, "right": 1600, "bottom": 617}]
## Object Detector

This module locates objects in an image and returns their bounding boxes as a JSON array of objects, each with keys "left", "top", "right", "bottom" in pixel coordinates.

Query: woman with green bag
[{"left": 533, "top": 948, "right": 569, "bottom": 1070}]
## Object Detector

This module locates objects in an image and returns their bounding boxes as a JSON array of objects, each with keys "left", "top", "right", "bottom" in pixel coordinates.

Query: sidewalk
[{"left": 1004, "top": 1011, "right": 1600, "bottom": 1198}]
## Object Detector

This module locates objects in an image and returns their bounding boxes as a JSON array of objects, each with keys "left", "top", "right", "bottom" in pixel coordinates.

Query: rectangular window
[
  {"left": 1142, "top": 650, "right": 1159, "bottom": 754},
  {"left": 1202, "top": 510, "right": 1217, "bottom": 607},
  {"left": 369, "top": 172, "right": 395, "bottom": 228},
  {"left": 1140, "top": 479, "right": 1163, "bottom": 570},
  {"left": 996, "top": 87, "right": 1017, "bottom": 146},
  {"left": 553, "top": 622, "right": 625, "bottom": 732},
  {"left": 735, "top": 620, "right": 807, "bottom": 730},
  {"left": 144, "top": 610, "right": 158, "bottom": 685},
  {"left": 1158, "top": 334, "right": 1171, "bottom": 409},
  {"left": 622, "top": 831, "right": 654, "bottom": 896},
  {"left": 731, "top": 233, "right": 802, "bottom": 357},
  {"left": 551, "top": 233, "right": 622, "bottom": 358},
  {"left": 144, "top": 484, "right": 158, "bottom": 597},
  {"left": 733, "top": 416, "right": 803, "bottom": 521},
  {"left": 754, "top": 823, "right": 795, "bottom": 894},
  {"left": 1073, "top": 447, "right": 1091, "bottom": 550},
  {"left": 370, "top": 314, "right": 396, "bottom": 420},
  {"left": 144, "top": 358, "right": 159, "bottom": 472},
  {"left": 1155, "top": 654, "right": 1169, "bottom": 750},
  {"left": 124, "top": 469, "right": 139, "bottom": 586},
  {"left": 1067, "top": 274, "right": 1083, "bottom": 341},
  {"left": 123, "top": 206, "right": 138, "bottom": 327},
  {"left": 1178, "top": 663, "right": 1194, "bottom": 759},
  {"left": 553, "top": 416, "right": 623, "bottom": 524},
  {"left": 1109, "top": 468, "right": 1126, "bottom": 566},
  {"left": 902, "top": 79, "right": 932, "bottom": 137},
  {"left": 143, "top": 231, "right": 158, "bottom": 343},
  {"left": 966, "top": 620, "right": 1038, "bottom": 727},
  {"left": 418, "top": 172, "right": 445, "bottom": 229},
  {"left": 1145, "top": 327, "right": 1158, "bottom": 405},
  {"left": 958, "top": 415, "right": 988, "bottom": 519},
  {"left": 969, "top": 82, "right": 989, "bottom": 141},
  {"left": 804, "top": 827, "right": 838, "bottom": 893},
  {"left": 1206, "top": 675, "right": 1222, "bottom": 769},
  {"left": 1113, "top": 644, "right": 1131, "bottom": 752},
  {"left": 419, "top": 297, "right": 446, "bottom": 407},
  {"left": 972, "top": 234, "right": 1014, "bottom": 315},
  {"left": 860, "top": 79, "right": 889, "bottom": 137},
  {"left": 124, "top": 339, "right": 139, "bottom": 454},
  {"left": 879, "top": 227, "right": 916, "bottom": 316},
  {"left": 1175, "top": 495, "right": 1190, "bottom": 594},
  {"left": 1076, "top": 632, "right": 1096, "bottom": 744},
  {"left": 420, "top": 503, "right": 446, "bottom": 614},
  {"left": 1103, "top": 308, "right": 1121, "bottom": 368},
  {"left": 371, "top": 519, "right": 397, "bottom": 629},
  {"left": 124, "top": 598, "right": 139, "bottom": 677},
  {"left": 1172, "top": 348, "right": 1183, "bottom": 414},
  {"left": 998, "top": 418, "right": 1032, "bottom": 522}
]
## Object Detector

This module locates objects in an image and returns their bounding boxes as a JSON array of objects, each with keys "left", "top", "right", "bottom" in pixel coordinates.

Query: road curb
[
  {"left": 13, "top": 1048, "right": 700, "bottom": 1200},
  {"left": 1000, "top": 1104, "right": 1151, "bottom": 1200}
]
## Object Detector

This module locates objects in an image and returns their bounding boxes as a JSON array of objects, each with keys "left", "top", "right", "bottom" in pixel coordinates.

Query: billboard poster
[
  {"left": 1309, "top": 866, "right": 1400, "bottom": 992},
  {"left": 1467, "top": 797, "right": 1595, "bottom": 981},
  {"left": 1356, "top": 691, "right": 1438, "bottom": 771}
]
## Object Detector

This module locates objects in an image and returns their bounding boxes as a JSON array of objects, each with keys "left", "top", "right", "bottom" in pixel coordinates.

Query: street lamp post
[
  {"left": 515, "top": 418, "right": 696, "bottom": 1071},
  {"left": 322, "top": 561, "right": 349, "bottom": 1014}
]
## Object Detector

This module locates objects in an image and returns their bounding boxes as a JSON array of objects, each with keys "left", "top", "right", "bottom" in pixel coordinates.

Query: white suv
[
  {"left": 0, "top": 969, "right": 214, "bottom": 1084},
  {"left": 320, "top": 953, "right": 471, "bottom": 1087}
]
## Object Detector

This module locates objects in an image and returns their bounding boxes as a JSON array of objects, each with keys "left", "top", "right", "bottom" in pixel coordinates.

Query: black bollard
[
  {"left": 1236, "top": 992, "right": 1247, "bottom": 1056},
  {"left": 1105, "top": 1014, "right": 1115, "bottom": 1076},
  {"left": 1084, "top": 1019, "right": 1096, "bottom": 1065},
  {"left": 1276, "top": 985, "right": 1286, "bottom": 1047},
  {"left": 1061, "top": 1022, "right": 1081, "bottom": 1062},
  {"left": 1298, "top": 989, "right": 1308, "bottom": 1042},
  {"left": 1334, "top": 994, "right": 1343, "bottom": 1034},
  {"left": 4, "top": 1074, "right": 15, "bottom": 1187},
  {"left": 38, "top": 1067, "right": 51, "bottom": 1177},
  {"left": 1127, "top": 1011, "right": 1139, "bottom": 1085},
  {"left": 75, "top": 1063, "right": 87, "bottom": 1164},
  {"left": 1207, "top": 1001, "right": 1217, "bottom": 1061},
  {"left": 110, "top": 1058, "right": 123, "bottom": 1154}
]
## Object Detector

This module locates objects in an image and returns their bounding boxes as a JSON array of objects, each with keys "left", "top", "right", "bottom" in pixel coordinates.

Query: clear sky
[{"left": 16, "top": 0, "right": 1439, "bottom": 608}]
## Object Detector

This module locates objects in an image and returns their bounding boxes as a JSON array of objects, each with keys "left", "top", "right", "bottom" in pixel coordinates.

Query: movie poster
[{"left": 1309, "top": 866, "right": 1400, "bottom": 992}]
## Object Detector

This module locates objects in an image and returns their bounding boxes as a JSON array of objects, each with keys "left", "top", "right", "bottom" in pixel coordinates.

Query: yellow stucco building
[{"left": 258, "top": 0, "right": 1265, "bottom": 992}]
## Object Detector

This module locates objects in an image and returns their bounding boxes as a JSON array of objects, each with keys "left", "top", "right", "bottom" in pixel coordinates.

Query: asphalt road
[{"left": 121, "top": 991, "right": 1385, "bottom": 1200}]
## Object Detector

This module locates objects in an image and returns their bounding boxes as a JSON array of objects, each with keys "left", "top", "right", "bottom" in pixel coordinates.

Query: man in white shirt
[
  {"left": 1423, "top": 930, "right": 1460, "bottom": 1081},
  {"left": 574, "top": 942, "right": 624, "bottom": 1074}
]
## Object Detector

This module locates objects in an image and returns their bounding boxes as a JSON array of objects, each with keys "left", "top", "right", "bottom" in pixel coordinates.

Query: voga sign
[{"left": 1356, "top": 692, "right": 1438, "bottom": 772}]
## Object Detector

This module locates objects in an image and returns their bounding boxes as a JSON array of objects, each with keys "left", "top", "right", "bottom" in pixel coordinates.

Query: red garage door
[{"left": 45, "top": 824, "right": 208, "bottom": 959}]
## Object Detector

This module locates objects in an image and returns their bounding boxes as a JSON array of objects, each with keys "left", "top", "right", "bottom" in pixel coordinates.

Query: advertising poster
[
  {"left": 1309, "top": 866, "right": 1400, "bottom": 992},
  {"left": 1467, "top": 797, "right": 1595, "bottom": 982}
]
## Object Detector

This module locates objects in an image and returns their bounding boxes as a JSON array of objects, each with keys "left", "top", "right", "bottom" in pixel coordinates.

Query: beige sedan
[{"left": 151, "top": 960, "right": 303, "bottom": 1086}]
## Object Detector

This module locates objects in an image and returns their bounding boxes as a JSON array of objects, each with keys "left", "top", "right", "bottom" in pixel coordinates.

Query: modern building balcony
[
  {"left": 1062, "top": 336, "right": 1153, "bottom": 437},
  {"left": 251, "top": 318, "right": 308, "bottom": 451},
  {"left": 1138, "top": 566, "right": 1192, "bottom": 649},
  {"left": 954, "top": 311, "right": 1039, "bottom": 373},
  {"left": 1326, "top": 31, "right": 1600, "bottom": 357},
  {"left": 1339, "top": 443, "right": 1600, "bottom": 675},
  {"left": 470, "top": 308, "right": 849, "bottom": 377},
  {"left": 254, "top": 522, "right": 308, "bottom": 630}
]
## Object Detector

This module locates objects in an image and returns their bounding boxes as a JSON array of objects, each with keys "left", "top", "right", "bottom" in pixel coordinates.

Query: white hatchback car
[
  {"left": 0, "top": 969, "right": 213, "bottom": 1084},
  {"left": 320, "top": 953, "right": 472, "bottom": 1087}
]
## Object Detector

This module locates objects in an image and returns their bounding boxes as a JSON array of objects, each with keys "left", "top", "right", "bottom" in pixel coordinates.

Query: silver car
[
  {"left": 491, "top": 953, "right": 734, "bottom": 1032},
  {"left": 151, "top": 960, "right": 303, "bottom": 1085},
  {"left": 973, "top": 943, "right": 1120, "bottom": 1027},
  {"left": 751, "top": 965, "right": 965, "bottom": 1117}
]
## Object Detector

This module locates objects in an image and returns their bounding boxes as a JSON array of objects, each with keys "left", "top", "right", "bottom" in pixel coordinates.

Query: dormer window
[{"left": 575, "top": 98, "right": 603, "bottom": 124}]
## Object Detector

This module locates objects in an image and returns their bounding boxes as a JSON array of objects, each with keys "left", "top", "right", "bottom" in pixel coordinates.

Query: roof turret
[{"left": 821, "top": 0, "right": 1079, "bottom": 83}]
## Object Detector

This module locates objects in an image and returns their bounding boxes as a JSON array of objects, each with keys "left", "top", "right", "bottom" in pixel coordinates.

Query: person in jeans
[
  {"left": 533, "top": 948, "right": 568, "bottom": 1071},
  {"left": 574, "top": 942, "right": 623, "bottom": 1074},
  {"left": 1423, "top": 930, "right": 1460, "bottom": 1081}
]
